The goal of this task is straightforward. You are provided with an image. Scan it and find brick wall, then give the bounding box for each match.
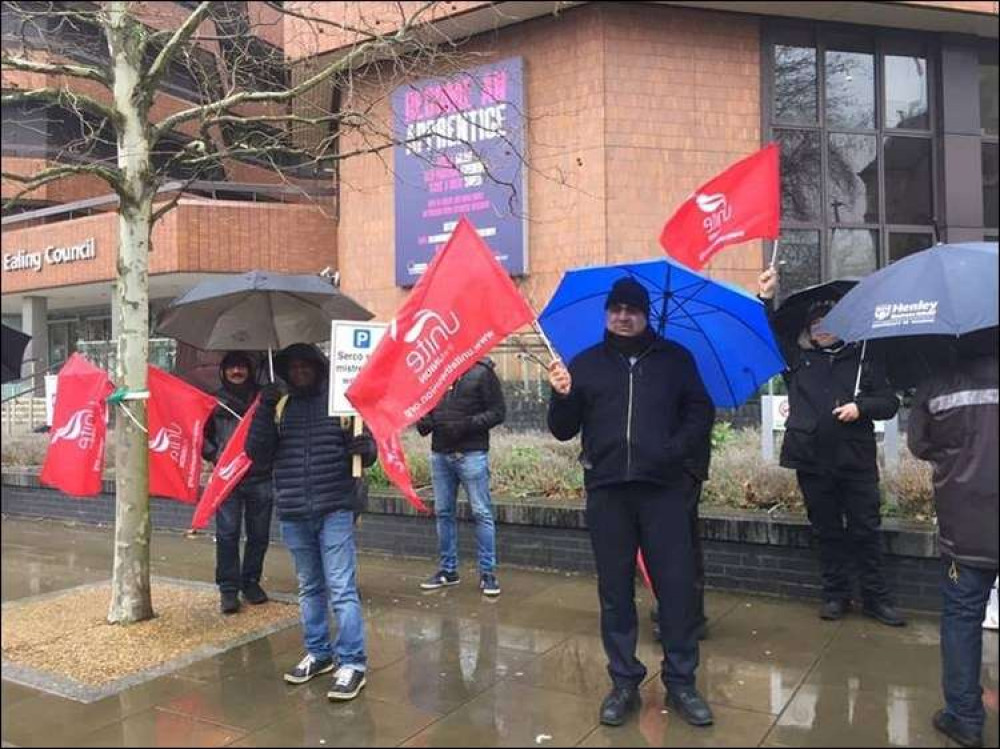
[1,199,338,293]
[1,478,943,611]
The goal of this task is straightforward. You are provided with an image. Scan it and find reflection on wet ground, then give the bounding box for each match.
[2,517,997,747]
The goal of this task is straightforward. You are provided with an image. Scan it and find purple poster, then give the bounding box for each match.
[393,57,526,287]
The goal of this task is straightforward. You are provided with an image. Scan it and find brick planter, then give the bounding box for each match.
[1,468,942,612]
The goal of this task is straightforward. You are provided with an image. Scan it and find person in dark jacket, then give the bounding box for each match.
[415,359,506,596]
[246,343,377,702]
[203,351,273,615]
[908,332,998,749]
[758,267,905,626]
[547,277,716,729]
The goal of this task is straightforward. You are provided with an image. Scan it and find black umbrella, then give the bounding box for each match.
[155,271,373,379]
[1,323,31,384]
[771,279,859,346]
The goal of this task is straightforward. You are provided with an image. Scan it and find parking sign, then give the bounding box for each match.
[329,321,388,416]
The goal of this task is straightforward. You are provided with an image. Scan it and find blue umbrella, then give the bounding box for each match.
[820,243,998,342]
[538,258,786,408]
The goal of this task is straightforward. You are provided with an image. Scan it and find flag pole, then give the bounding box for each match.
[769,239,781,269]
[531,319,559,364]
[351,416,363,478]
[268,347,275,383]
[853,339,868,398]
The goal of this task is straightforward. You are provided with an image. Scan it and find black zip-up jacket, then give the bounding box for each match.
[764,300,899,478]
[246,345,376,521]
[547,335,715,490]
[203,378,271,484]
[415,360,506,453]
[908,352,999,569]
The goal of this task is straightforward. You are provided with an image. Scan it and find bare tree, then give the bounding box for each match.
[1,0,538,624]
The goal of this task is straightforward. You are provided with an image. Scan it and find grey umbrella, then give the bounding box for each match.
[155,271,373,379]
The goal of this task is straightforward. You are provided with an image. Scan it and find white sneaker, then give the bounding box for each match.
[983,578,998,631]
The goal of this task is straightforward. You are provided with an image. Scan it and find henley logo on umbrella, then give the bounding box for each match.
[660,143,779,270]
[147,366,218,503]
[191,396,260,529]
[872,300,939,328]
[40,353,113,497]
[347,216,535,511]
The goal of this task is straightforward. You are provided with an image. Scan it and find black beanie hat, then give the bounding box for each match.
[606,278,650,317]
[220,351,255,377]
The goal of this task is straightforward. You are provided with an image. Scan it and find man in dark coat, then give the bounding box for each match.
[547,277,716,728]
[202,351,272,615]
[909,331,998,749]
[246,343,377,702]
[758,267,904,626]
[416,358,506,596]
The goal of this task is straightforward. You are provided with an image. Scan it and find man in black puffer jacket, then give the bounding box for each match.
[415,358,506,597]
[246,343,376,702]
[759,267,904,627]
[203,351,272,615]
[547,278,716,730]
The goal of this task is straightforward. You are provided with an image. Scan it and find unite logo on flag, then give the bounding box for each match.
[390,308,462,383]
[148,422,184,460]
[51,406,98,448]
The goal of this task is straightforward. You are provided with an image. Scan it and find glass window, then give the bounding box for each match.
[889,232,933,263]
[884,136,932,225]
[830,229,878,278]
[885,54,929,130]
[826,49,875,129]
[828,134,878,223]
[776,229,821,303]
[774,45,818,125]
[984,143,998,230]
[776,129,822,222]
[981,46,999,137]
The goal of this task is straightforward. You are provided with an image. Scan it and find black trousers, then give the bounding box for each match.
[796,471,889,604]
[215,479,274,594]
[587,479,700,690]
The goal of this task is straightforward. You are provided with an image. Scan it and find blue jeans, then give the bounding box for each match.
[940,558,997,735]
[430,451,497,575]
[281,511,366,671]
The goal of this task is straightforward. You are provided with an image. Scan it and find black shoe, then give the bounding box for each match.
[480,573,501,597]
[933,709,983,748]
[599,686,640,726]
[283,653,336,684]
[862,599,907,627]
[242,582,268,605]
[665,687,714,727]
[327,666,367,701]
[220,591,240,615]
[420,570,460,590]
[819,599,850,621]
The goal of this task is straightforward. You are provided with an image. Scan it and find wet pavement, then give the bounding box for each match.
[2,516,997,747]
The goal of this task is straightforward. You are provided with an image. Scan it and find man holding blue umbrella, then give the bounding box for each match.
[547,278,716,728]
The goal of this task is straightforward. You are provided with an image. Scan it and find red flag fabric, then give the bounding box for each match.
[190,396,260,529]
[40,353,113,497]
[659,143,779,270]
[147,366,218,503]
[347,217,535,512]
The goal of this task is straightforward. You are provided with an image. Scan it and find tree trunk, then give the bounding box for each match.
[107,1,154,625]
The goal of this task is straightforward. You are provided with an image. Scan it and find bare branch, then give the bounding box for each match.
[2,87,116,123]
[142,1,213,93]
[2,162,124,202]
[0,53,111,87]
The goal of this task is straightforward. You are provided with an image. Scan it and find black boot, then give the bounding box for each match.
[242,582,269,605]
[220,590,240,615]
[819,599,850,621]
[665,686,714,727]
[862,599,906,627]
[599,686,640,726]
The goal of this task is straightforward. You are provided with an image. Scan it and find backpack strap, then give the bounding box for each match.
[274,394,290,427]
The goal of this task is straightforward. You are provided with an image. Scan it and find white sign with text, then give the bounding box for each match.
[329,321,387,416]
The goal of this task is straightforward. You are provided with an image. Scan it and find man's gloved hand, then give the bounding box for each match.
[347,434,372,456]
[260,383,283,409]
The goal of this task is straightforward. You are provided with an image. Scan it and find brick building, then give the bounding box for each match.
[2,1,998,381]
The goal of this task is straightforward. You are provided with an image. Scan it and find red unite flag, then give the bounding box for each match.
[190,396,260,529]
[147,366,218,503]
[659,143,780,270]
[40,353,113,497]
[347,217,535,512]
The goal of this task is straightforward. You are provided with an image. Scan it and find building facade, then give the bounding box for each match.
[2,1,997,383]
